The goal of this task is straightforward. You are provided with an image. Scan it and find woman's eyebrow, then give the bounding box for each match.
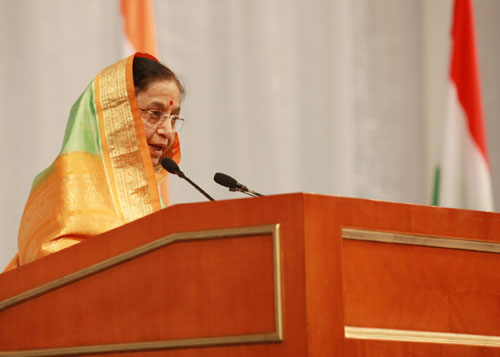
[147,101,167,109]
[146,100,180,114]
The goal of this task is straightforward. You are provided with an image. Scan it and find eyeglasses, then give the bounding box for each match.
[139,108,186,132]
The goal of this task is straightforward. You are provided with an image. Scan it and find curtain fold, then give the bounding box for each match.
[1,0,500,269]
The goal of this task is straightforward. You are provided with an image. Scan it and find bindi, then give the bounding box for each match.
[169,100,173,106]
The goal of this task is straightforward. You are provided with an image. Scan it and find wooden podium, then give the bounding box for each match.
[1,193,500,356]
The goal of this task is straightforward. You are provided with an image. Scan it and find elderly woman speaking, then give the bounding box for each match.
[4,53,184,270]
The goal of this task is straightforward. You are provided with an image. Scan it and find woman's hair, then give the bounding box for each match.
[133,57,185,97]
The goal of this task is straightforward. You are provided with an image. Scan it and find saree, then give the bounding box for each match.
[5,53,180,270]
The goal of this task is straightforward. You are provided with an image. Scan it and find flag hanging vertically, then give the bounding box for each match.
[121,0,173,206]
[121,0,157,56]
[433,0,494,211]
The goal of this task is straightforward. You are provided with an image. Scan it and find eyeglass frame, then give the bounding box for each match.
[139,108,186,132]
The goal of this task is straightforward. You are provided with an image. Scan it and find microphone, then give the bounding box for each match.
[213,172,264,197]
[161,158,215,201]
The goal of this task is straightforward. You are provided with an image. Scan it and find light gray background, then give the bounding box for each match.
[1,0,499,269]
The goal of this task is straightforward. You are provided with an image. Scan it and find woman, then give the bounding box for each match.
[4,53,183,270]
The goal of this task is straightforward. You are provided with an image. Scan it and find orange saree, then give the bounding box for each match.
[4,53,180,270]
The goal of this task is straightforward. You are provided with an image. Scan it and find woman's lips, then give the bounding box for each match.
[149,144,164,157]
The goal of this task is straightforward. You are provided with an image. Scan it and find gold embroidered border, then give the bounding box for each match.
[95,56,157,223]
[94,70,126,224]
[0,224,283,356]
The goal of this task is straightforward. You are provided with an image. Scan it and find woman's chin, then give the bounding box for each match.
[151,157,161,166]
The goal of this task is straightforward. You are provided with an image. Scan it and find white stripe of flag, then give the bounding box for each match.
[433,0,494,212]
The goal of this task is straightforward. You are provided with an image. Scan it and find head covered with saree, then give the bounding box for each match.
[7,53,182,269]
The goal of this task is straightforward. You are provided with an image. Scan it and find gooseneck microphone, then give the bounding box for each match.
[161,158,215,201]
[213,172,264,197]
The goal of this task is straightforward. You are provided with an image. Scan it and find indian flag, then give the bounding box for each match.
[121,0,173,205]
[433,0,494,212]
[121,0,157,56]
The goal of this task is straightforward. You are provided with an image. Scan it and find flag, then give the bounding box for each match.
[433,0,494,211]
[121,0,157,56]
[121,0,173,206]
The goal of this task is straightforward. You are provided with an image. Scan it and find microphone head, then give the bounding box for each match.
[161,158,181,175]
[214,172,238,189]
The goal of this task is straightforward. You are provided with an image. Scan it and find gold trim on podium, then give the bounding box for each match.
[342,228,500,253]
[343,228,500,348]
[0,224,283,357]
[345,326,500,347]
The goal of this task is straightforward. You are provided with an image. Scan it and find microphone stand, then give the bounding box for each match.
[177,172,215,201]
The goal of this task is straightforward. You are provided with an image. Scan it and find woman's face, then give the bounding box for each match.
[136,79,181,165]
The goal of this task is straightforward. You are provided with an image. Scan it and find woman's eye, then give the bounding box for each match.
[150,110,163,118]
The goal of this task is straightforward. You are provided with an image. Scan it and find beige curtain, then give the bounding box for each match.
[1,0,499,268]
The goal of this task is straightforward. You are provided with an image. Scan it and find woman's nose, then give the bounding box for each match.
[156,119,175,139]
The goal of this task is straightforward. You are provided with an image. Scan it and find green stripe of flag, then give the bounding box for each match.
[432,166,440,206]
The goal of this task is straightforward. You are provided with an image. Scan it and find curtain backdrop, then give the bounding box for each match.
[1,0,499,268]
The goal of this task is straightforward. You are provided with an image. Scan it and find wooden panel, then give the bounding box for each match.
[303,194,347,356]
[0,194,314,357]
[342,235,500,336]
[1,232,277,351]
[3,193,500,356]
